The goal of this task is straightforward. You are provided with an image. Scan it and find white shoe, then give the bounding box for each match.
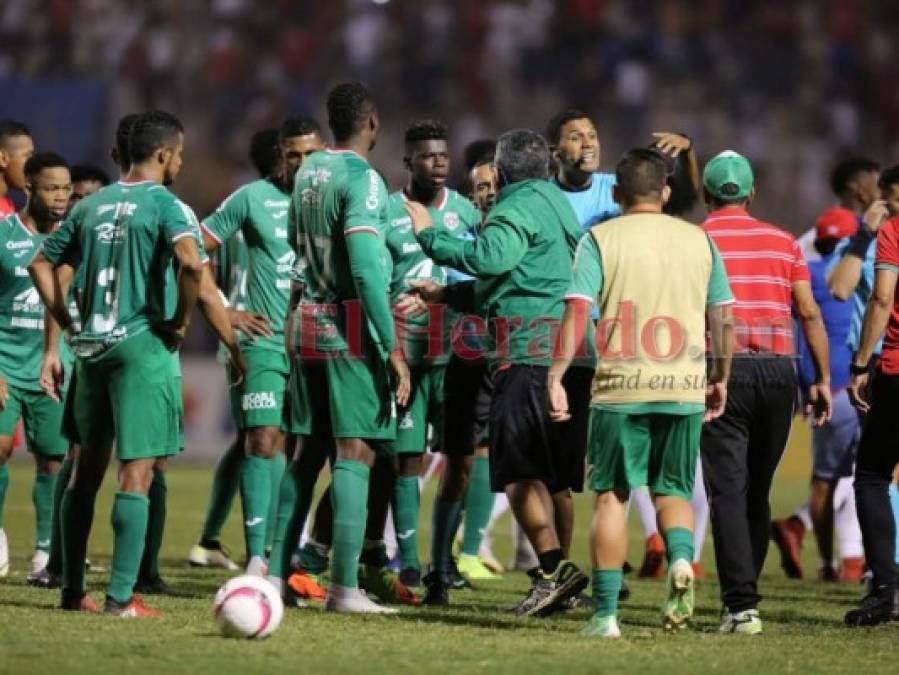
[663,559,695,632]
[0,529,8,577]
[30,549,49,576]
[719,609,763,635]
[188,544,240,571]
[580,614,621,638]
[246,555,268,577]
[325,584,399,614]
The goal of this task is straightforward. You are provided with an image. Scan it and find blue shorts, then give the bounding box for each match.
[812,389,860,481]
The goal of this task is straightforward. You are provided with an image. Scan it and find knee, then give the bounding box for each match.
[118,459,155,494]
[35,456,62,475]
[246,427,281,459]
[0,437,14,463]
[398,454,422,477]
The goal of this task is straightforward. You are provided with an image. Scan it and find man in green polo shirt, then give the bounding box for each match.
[548,148,735,638]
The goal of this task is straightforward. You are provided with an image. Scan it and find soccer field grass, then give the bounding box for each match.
[1,429,897,674]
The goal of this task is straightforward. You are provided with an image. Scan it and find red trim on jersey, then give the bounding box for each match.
[702,206,809,355]
[0,195,15,218]
[874,218,899,374]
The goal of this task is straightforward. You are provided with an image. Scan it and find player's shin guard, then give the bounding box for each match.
[270,459,319,579]
[330,460,370,588]
[431,495,463,579]
[462,456,494,556]
[265,452,287,552]
[392,476,420,570]
[139,469,166,581]
[47,457,74,576]
[240,455,273,558]
[200,439,243,545]
[61,488,95,597]
[0,463,9,528]
[32,472,58,552]
[109,492,150,603]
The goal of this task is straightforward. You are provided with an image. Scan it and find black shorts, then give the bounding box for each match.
[488,364,591,493]
[442,355,493,456]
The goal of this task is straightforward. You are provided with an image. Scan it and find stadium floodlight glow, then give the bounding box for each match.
[372,0,390,4]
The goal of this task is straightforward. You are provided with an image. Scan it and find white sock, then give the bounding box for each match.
[633,487,658,538]
[691,463,709,561]
[834,476,864,559]
[383,506,398,559]
[794,502,813,531]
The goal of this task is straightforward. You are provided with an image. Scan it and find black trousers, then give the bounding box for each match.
[854,371,899,590]
[701,355,796,612]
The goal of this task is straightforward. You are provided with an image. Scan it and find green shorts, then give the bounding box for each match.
[0,383,68,457]
[587,408,701,499]
[392,364,444,454]
[72,330,181,461]
[286,348,395,449]
[229,346,289,430]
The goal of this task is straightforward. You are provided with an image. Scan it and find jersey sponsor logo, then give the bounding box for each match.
[275,227,288,239]
[96,204,116,216]
[5,239,33,250]
[365,170,380,210]
[401,242,421,254]
[444,211,460,229]
[264,199,289,208]
[242,391,277,411]
[245,517,264,527]
[300,188,321,207]
[11,316,42,329]
[391,216,411,228]
[276,250,296,276]
[396,529,416,540]
[398,411,414,430]
[272,210,288,220]
[12,286,41,312]
[13,249,31,258]
[95,222,125,243]
[14,266,29,276]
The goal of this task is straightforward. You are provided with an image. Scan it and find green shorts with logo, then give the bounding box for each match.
[71,330,181,461]
[392,364,444,454]
[587,407,702,499]
[229,345,289,430]
[0,383,69,457]
[286,347,395,450]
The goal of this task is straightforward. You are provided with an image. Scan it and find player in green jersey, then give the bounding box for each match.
[283,82,410,614]
[0,153,72,580]
[199,116,324,576]
[30,111,237,617]
[383,120,481,588]
[190,128,280,572]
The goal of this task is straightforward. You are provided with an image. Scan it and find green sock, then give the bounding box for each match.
[663,527,694,565]
[32,471,57,552]
[240,454,273,558]
[462,456,494,556]
[200,439,243,544]
[330,460,370,588]
[60,488,95,597]
[109,492,150,603]
[139,469,166,581]
[392,475,420,570]
[47,457,73,575]
[297,539,330,575]
[592,568,623,618]
[0,463,9,527]
[431,495,463,578]
[265,452,287,552]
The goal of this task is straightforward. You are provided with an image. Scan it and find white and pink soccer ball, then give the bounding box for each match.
[213,575,283,639]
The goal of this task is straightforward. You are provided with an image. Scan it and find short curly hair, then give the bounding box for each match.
[326,82,376,143]
[404,119,448,147]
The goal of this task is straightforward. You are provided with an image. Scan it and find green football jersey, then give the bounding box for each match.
[41,180,201,358]
[0,215,68,390]
[385,188,481,364]
[215,230,249,310]
[202,179,293,351]
[288,148,395,353]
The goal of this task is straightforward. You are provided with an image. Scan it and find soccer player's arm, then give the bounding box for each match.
[548,233,602,421]
[200,188,248,254]
[29,214,78,333]
[418,211,529,277]
[163,200,205,337]
[705,239,735,385]
[791,240,832,424]
[40,262,75,402]
[827,222,873,301]
[855,221,899,370]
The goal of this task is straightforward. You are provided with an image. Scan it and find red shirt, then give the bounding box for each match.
[702,206,809,355]
[0,195,15,219]
[874,218,899,374]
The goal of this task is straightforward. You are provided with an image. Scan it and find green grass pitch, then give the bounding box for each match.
[1,439,897,674]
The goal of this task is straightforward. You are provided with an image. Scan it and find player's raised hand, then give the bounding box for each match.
[652,132,691,157]
[407,279,445,305]
[388,348,411,408]
[39,351,65,403]
[228,309,273,341]
[0,375,7,410]
[704,380,728,422]
[546,370,571,422]
[404,200,433,235]
[862,200,889,233]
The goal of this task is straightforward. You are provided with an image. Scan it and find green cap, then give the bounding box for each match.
[703,150,754,201]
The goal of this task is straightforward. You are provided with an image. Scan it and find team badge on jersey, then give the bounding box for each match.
[444,211,460,230]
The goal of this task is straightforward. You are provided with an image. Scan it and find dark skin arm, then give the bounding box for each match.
[40,263,75,402]
[847,268,896,413]
[197,264,247,385]
[793,280,833,425]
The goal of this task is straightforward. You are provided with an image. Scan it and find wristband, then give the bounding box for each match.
[850,362,870,376]
[845,226,874,259]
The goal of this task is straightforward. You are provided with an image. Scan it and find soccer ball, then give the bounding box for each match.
[213,575,284,639]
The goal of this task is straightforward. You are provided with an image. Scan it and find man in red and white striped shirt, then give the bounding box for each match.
[700,151,833,635]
